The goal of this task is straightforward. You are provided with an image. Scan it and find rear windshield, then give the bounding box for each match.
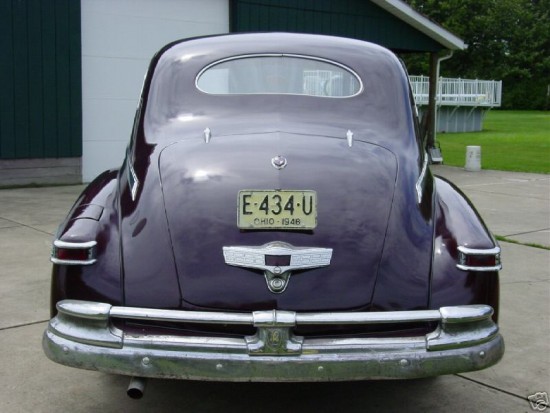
[196,55,362,98]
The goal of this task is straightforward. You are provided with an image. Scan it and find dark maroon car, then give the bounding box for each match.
[43,33,503,397]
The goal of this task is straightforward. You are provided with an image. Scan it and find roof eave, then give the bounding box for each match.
[371,0,467,51]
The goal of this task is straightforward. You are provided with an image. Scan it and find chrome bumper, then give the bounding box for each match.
[43,300,504,381]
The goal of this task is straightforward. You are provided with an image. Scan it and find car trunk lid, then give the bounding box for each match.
[158,132,397,311]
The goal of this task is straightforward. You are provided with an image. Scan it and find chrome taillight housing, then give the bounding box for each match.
[457,246,501,272]
[51,240,97,265]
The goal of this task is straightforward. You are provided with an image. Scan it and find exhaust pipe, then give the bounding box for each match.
[127,376,147,399]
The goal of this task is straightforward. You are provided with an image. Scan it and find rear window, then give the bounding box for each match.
[196,55,362,98]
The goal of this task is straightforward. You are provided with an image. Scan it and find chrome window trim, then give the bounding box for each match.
[51,240,97,266]
[195,53,364,98]
[457,245,502,272]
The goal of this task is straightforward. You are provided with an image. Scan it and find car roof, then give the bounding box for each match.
[143,33,416,152]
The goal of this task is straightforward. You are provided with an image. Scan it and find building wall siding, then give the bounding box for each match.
[230,0,442,52]
[0,0,82,160]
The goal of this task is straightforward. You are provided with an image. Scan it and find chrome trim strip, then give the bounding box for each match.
[109,306,254,325]
[415,154,429,203]
[195,53,364,98]
[439,305,493,323]
[457,245,502,272]
[297,310,441,324]
[53,240,97,249]
[57,300,494,327]
[456,264,502,272]
[58,301,112,319]
[51,240,97,266]
[109,305,491,326]
[50,257,97,266]
[458,246,501,255]
[127,160,139,201]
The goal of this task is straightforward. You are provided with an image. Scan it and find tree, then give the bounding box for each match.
[401,0,550,109]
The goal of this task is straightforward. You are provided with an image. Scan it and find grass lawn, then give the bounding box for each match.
[436,110,550,174]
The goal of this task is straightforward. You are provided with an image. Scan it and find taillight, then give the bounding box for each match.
[457,246,501,272]
[51,240,97,265]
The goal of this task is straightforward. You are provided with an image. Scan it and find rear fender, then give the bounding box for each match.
[50,170,122,316]
[430,177,500,321]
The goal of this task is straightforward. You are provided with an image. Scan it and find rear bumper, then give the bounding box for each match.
[43,300,504,381]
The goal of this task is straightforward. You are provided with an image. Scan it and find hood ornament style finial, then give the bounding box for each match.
[346,130,354,147]
[203,127,211,143]
[223,241,333,293]
[271,155,287,170]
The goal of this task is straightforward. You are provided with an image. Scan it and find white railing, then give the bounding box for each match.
[409,76,502,107]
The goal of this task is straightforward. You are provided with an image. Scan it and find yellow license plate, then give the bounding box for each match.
[238,190,317,230]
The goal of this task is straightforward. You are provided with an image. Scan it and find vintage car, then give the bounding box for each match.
[43,33,504,398]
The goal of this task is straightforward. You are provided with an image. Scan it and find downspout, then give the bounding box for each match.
[427,50,453,164]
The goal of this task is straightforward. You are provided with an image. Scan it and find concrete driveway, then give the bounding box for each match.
[0,165,548,412]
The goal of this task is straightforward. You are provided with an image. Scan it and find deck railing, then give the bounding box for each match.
[409,76,502,107]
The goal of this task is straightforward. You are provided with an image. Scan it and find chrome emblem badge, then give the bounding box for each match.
[271,155,287,170]
[223,241,333,293]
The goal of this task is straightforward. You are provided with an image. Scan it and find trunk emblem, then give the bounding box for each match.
[271,155,287,170]
[223,241,332,293]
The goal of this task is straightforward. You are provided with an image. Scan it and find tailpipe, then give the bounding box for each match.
[127,376,147,399]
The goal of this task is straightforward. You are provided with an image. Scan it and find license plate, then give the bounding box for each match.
[238,190,317,230]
